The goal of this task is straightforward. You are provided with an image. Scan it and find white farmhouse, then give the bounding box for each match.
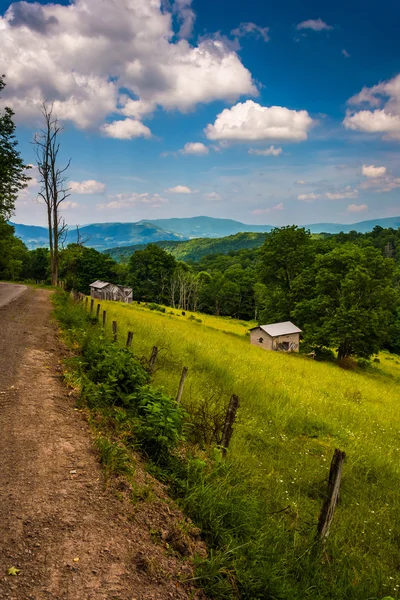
[250,321,302,352]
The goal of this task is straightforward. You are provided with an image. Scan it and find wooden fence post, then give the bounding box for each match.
[221,394,240,458]
[316,448,346,542]
[176,366,188,404]
[112,320,117,342]
[126,331,134,348]
[96,303,101,320]
[90,298,94,316]
[85,297,88,310]
[149,346,159,373]
[102,310,107,328]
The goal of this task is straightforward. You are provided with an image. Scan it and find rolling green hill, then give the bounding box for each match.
[105,231,268,262]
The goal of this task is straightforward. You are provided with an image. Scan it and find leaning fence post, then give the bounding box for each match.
[102,310,107,328]
[149,346,159,373]
[221,394,240,458]
[96,303,101,320]
[90,298,94,316]
[316,448,346,543]
[85,297,88,310]
[126,331,134,348]
[176,366,188,404]
[112,320,117,342]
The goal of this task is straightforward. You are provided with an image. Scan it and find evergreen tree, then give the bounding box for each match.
[0,75,29,219]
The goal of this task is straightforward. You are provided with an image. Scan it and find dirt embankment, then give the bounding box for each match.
[0,287,205,600]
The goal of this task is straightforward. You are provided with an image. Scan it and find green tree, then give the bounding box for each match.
[293,244,399,359]
[258,226,315,322]
[27,247,51,282]
[0,76,29,219]
[59,244,119,293]
[128,244,177,303]
[0,219,29,280]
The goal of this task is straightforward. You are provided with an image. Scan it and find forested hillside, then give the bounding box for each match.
[106,231,267,262]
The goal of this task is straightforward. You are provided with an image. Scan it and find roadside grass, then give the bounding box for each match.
[83,297,400,600]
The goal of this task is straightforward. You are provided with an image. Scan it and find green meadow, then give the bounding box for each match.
[88,298,400,599]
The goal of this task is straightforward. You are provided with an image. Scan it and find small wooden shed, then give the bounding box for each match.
[90,280,133,303]
[250,321,302,352]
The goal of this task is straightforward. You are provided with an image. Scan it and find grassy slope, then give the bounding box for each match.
[93,299,400,599]
[106,231,267,262]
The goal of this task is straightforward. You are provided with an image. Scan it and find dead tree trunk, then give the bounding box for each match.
[221,394,240,458]
[34,102,71,286]
[176,366,188,404]
[316,449,346,542]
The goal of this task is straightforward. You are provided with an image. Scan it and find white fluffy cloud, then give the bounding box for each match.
[248,145,282,156]
[62,201,79,210]
[69,180,106,194]
[360,163,400,192]
[0,0,256,132]
[298,193,321,202]
[165,185,195,193]
[296,18,333,31]
[101,119,152,140]
[205,101,314,142]
[173,0,196,39]
[203,192,221,200]
[361,164,387,178]
[231,22,270,42]
[347,203,368,213]
[181,142,209,155]
[343,74,400,140]
[99,192,167,209]
[252,202,284,215]
[325,189,359,200]
[298,187,359,202]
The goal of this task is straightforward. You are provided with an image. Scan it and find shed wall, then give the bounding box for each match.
[250,328,273,350]
[250,329,300,352]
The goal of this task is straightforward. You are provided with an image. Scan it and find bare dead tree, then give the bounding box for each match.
[75,224,91,246]
[34,102,71,285]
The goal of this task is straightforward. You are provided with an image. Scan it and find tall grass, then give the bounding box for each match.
[84,298,400,599]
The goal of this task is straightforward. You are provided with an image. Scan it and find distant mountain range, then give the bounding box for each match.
[10,221,185,250]
[9,215,400,250]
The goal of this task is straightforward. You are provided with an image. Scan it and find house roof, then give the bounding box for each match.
[250,321,302,337]
[90,280,110,289]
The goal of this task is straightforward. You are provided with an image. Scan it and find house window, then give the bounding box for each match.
[282,341,290,350]
[259,337,264,343]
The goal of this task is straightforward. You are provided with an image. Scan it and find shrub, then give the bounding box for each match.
[313,346,336,362]
[133,385,185,461]
[148,302,166,313]
[357,357,371,370]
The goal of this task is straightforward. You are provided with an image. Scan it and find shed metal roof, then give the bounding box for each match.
[90,280,110,289]
[250,321,302,337]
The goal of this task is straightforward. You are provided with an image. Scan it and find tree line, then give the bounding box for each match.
[2,225,398,360]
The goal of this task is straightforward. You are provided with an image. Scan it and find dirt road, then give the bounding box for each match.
[0,287,204,600]
[0,282,27,308]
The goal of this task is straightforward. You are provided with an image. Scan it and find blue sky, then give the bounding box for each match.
[1,0,399,226]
